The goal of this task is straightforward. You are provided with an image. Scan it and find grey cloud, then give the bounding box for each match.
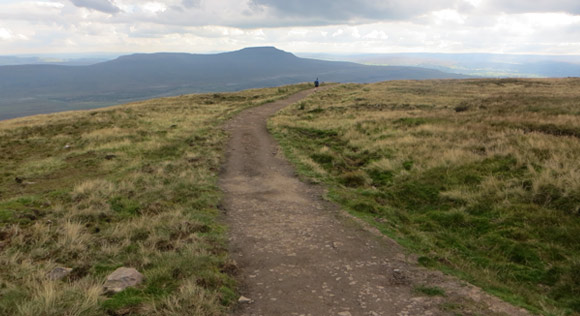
[486,0,580,15]
[249,0,463,24]
[70,0,120,14]
[106,0,469,30]
[182,0,202,9]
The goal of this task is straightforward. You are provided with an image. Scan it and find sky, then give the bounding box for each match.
[1,0,580,56]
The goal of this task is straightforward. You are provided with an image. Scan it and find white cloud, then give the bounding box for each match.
[288,29,309,37]
[0,26,28,41]
[0,0,579,55]
[0,1,66,21]
[34,1,65,9]
[0,28,14,40]
[431,9,466,25]
[142,2,168,14]
[363,30,389,40]
[464,0,482,6]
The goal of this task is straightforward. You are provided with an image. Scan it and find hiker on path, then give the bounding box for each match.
[314,78,319,88]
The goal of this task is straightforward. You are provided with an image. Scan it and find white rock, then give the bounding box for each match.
[238,296,253,304]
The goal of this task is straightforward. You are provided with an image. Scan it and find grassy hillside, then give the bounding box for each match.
[270,79,580,315]
[0,84,310,315]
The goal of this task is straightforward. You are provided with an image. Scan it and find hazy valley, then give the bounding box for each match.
[302,52,580,78]
[0,47,466,121]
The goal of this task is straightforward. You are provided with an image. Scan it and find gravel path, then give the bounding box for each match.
[219,88,531,316]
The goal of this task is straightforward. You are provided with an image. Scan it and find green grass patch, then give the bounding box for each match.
[413,285,446,296]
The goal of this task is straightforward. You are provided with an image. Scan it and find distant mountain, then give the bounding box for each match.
[0,47,466,120]
[300,52,580,78]
[0,55,112,66]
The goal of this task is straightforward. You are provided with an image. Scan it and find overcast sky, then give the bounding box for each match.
[1,0,580,55]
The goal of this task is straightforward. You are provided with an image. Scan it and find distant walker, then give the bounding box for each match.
[314,78,319,88]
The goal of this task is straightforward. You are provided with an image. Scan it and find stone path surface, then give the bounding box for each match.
[219,89,530,316]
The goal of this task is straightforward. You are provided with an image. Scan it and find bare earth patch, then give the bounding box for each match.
[220,89,531,316]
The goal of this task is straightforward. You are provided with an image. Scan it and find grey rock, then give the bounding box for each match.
[47,267,72,280]
[391,268,409,285]
[103,267,144,293]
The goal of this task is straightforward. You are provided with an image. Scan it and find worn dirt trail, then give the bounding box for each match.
[219,89,530,316]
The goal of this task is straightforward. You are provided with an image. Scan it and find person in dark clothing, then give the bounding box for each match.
[314,78,319,88]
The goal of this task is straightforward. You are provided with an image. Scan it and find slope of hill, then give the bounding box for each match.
[2,79,578,315]
[0,47,467,120]
[270,78,580,315]
[0,83,311,315]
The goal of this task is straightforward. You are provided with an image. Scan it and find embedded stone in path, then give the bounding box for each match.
[103,267,144,293]
[238,296,253,304]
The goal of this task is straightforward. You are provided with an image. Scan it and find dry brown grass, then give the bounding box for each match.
[271,78,580,315]
[0,83,311,315]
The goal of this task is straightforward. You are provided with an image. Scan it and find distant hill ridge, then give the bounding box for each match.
[0,46,467,120]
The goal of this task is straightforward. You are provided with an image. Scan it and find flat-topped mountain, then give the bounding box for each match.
[0,47,467,120]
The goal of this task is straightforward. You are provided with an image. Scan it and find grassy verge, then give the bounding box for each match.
[0,83,311,315]
[269,79,580,315]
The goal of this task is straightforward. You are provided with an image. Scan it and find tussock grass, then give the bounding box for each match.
[270,79,580,315]
[0,83,310,315]
[413,285,446,297]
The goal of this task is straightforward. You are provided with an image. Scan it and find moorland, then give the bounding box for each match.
[270,78,580,315]
[0,84,310,315]
[0,78,578,315]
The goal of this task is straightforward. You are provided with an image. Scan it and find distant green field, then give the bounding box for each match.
[0,84,310,315]
[270,79,580,315]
